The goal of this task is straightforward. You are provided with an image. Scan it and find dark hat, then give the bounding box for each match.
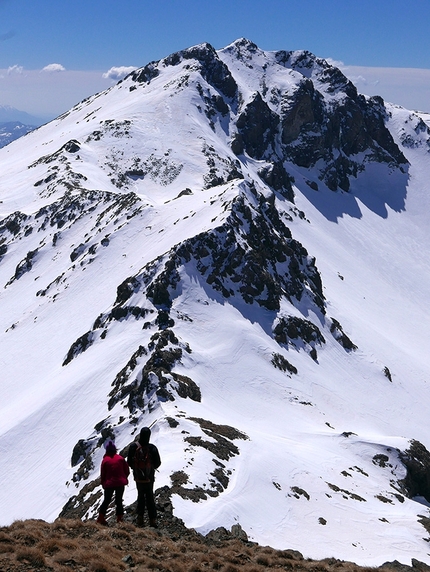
[105,440,117,454]
[139,427,151,445]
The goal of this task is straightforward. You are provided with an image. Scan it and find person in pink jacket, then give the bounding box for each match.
[97,440,130,525]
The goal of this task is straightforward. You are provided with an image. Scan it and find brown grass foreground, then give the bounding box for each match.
[0,517,424,572]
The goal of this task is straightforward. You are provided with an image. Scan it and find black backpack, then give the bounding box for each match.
[133,444,153,483]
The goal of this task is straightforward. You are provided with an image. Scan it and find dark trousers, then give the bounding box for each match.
[136,481,156,519]
[99,486,125,516]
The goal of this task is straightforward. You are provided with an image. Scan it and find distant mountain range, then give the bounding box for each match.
[0,106,45,148]
[0,121,37,148]
[1,39,430,567]
[0,104,44,125]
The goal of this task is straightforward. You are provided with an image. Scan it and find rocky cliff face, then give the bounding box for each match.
[224,40,407,192]
[127,39,408,196]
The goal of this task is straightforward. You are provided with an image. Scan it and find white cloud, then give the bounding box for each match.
[345,74,380,88]
[341,66,430,112]
[0,69,108,119]
[102,66,136,81]
[350,75,369,84]
[41,63,66,73]
[7,65,23,75]
[325,57,345,68]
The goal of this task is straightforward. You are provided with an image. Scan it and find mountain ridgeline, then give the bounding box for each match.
[1,38,430,565]
[59,41,388,483]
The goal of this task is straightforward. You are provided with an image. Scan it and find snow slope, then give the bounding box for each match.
[1,39,430,566]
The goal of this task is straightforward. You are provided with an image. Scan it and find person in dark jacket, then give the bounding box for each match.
[97,440,130,525]
[127,426,161,527]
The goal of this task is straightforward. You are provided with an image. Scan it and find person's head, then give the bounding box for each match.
[105,440,117,456]
[139,427,151,445]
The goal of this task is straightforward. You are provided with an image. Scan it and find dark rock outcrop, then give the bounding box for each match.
[235,92,280,159]
[399,440,430,503]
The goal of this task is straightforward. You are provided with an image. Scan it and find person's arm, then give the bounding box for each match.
[127,442,137,468]
[123,456,130,477]
[151,445,161,470]
[100,458,106,487]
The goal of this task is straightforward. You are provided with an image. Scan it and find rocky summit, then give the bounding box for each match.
[1,39,430,567]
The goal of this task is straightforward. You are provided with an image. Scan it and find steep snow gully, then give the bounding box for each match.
[1,38,430,566]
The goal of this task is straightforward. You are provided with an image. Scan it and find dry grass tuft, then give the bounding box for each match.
[16,546,46,567]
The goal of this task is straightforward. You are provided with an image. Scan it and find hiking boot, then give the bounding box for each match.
[116,514,124,523]
[136,514,144,526]
[96,513,107,526]
[149,518,157,528]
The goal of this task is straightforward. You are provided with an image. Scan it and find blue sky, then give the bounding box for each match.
[1,0,430,119]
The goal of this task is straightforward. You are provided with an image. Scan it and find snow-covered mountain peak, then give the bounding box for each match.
[1,39,430,567]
